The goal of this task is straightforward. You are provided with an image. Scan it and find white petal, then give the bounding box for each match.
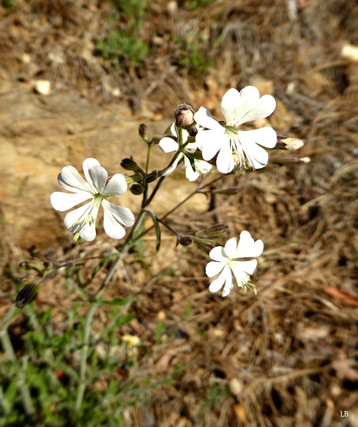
[206,260,226,277]
[237,94,276,125]
[79,220,98,241]
[159,137,179,153]
[103,174,127,196]
[86,165,108,194]
[221,86,253,126]
[103,209,126,240]
[58,166,92,193]
[194,160,212,174]
[221,266,234,296]
[102,200,135,227]
[236,231,264,258]
[216,140,235,174]
[184,156,200,181]
[82,158,101,182]
[197,130,226,161]
[208,270,226,294]
[232,259,257,277]
[224,237,238,258]
[239,127,277,148]
[209,246,226,262]
[194,107,223,131]
[63,201,99,241]
[221,87,259,125]
[50,191,91,212]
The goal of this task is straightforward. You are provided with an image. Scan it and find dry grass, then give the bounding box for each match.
[0,0,357,425]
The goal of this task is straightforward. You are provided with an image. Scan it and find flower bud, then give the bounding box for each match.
[138,123,149,142]
[15,284,38,308]
[177,234,194,247]
[276,136,304,151]
[195,224,228,238]
[187,127,198,137]
[130,183,144,195]
[192,237,219,254]
[271,155,311,165]
[174,104,195,127]
[120,158,141,172]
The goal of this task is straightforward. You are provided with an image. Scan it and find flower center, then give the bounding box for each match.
[224,125,239,140]
[93,193,105,206]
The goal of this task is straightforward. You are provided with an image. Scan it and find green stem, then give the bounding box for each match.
[157,218,178,236]
[75,303,98,412]
[145,150,182,207]
[145,143,152,174]
[98,210,147,292]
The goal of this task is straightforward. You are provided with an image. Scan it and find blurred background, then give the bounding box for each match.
[0,0,357,425]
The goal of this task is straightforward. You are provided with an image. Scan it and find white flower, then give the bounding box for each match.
[194,86,277,174]
[50,158,135,241]
[159,124,212,181]
[206,231,264,297]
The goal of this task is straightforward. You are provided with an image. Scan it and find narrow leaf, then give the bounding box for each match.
[144,208,161,252]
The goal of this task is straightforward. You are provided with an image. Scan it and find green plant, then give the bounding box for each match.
[174,32,216,76]
[0,298,174,425]
[96,0,149,69]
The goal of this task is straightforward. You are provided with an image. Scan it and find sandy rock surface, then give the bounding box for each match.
[0,70,206,249]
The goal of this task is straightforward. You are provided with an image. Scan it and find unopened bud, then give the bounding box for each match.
[276,136,304,151]
[192,237,219,254]
[138,123,149,142]
[271,155,311,165]
[177,234,194,247]
[174,104,195,127]
[195,224,228,238]
[120,158,141,172]
[130,183,144,195]
[15,284,38,308]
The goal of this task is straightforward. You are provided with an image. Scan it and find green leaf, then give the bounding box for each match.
[100,297,132,306]
[144,208,161,252]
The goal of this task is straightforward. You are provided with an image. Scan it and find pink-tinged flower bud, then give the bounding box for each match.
[174,104,195,127]
[276,136,304,151]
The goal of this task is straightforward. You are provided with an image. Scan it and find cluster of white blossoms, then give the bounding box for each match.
[51,86,275,296]
[159,123,212,181]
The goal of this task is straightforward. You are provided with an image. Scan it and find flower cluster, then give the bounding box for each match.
[49,86,299,297]
[159,86,277,178]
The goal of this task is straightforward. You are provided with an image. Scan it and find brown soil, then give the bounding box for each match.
[0,0,357,426]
